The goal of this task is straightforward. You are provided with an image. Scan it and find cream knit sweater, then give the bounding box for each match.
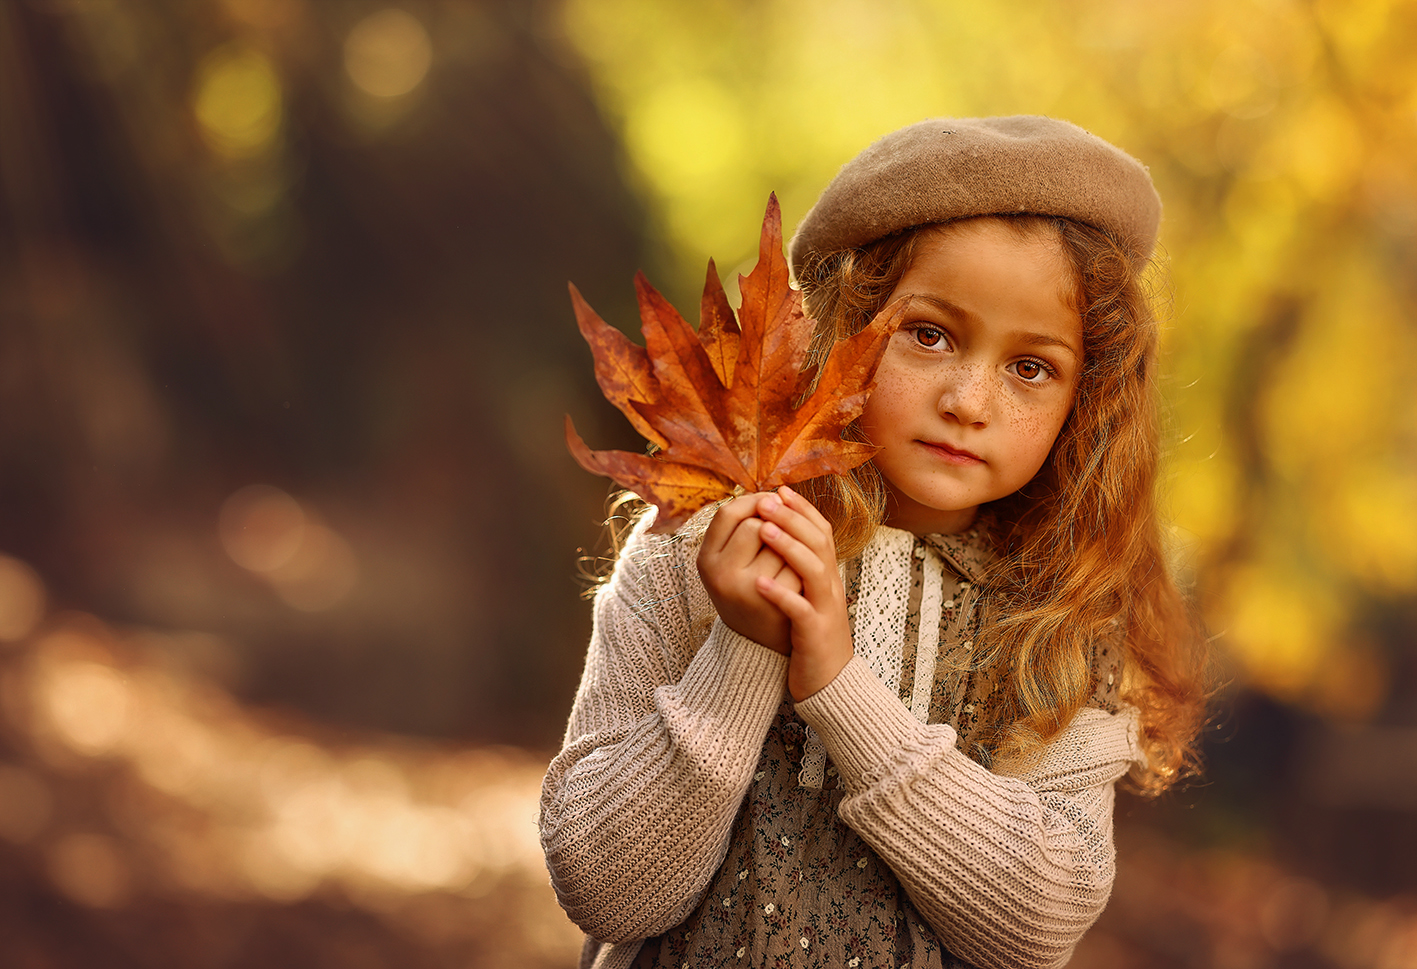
[540,511,1144,969]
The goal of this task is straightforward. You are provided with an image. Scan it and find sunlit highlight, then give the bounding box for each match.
[37,656,132,756]
[10,618,556,914]
[624,78,745,185]
[344,9,433,99]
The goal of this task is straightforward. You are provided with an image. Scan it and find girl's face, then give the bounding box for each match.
[860,219,1083,535]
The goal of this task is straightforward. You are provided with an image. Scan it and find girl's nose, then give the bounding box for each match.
[937,365,991,426]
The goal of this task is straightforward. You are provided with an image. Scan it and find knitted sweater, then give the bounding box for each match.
[540,510,1144,969]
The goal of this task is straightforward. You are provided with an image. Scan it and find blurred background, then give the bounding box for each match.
[0,0,1414,965]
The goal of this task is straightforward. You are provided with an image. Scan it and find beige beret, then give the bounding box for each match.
[789,116,1161,273]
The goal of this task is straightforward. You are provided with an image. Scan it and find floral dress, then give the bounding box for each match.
[627,524,1125,968]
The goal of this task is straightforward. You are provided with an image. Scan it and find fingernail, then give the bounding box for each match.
[762,522,779,538]
[761,495,779,511]
[780,485,796,498]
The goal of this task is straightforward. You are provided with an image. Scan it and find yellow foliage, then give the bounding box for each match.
[1166,451,1241,551]
[1217,565,1339,700]
[1329,472,1417,593]
[1283,97,1366,200]
[561,0,1417,715]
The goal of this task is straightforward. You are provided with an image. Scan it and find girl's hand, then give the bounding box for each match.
[697,494,803,655]
[753,486,854,702]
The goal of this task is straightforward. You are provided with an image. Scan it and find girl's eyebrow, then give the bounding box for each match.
[904,294,1081,362]
[1014,331,1081,362]
[906,294,968,318]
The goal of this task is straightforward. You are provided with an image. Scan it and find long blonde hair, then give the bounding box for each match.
[794,215,1208,794]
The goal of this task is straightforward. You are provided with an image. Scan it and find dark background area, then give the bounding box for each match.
[1,0,644,747]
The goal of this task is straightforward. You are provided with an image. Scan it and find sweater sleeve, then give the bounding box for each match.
[794,656,1143,969]
[539,513,790,945]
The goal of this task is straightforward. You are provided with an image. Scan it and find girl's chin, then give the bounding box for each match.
[882,499,980,536]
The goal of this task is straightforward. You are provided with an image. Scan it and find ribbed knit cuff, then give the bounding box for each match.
[794,656,936,788]
[670,619,789,727]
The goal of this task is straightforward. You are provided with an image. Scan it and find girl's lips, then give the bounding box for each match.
[919,440,985,464]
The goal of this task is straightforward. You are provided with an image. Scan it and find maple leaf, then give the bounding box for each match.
[565,194,901,532]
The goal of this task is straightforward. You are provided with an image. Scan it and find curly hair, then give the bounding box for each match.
[793,215,1208,794]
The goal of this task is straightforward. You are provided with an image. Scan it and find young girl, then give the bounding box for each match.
[541,116,1207,969]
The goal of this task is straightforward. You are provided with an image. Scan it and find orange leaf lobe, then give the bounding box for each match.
[566,194,894,531]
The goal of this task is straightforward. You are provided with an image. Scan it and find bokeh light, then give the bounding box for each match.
[47,832,132,909]
[192,44,283,159]
[344,9,434,100]
[0,555,45,643]
[219,485,306,574]
[0,607,578,956]
[36,654,132,756]
[219,486,359,611]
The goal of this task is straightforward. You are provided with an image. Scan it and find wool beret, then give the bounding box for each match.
[789,116,1161,273]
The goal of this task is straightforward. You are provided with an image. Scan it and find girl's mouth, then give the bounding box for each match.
[919,440,985,464]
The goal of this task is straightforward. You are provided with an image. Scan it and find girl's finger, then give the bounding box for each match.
[759,520,834,595]
[770,560,803,596]
[701,493,764,558]
[746,544,790,583]
[757,493,832,560]
[778,485,834,539]
[720,515,772,569]
[755,574,814,623]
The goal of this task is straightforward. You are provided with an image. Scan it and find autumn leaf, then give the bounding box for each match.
[565,193,901,532]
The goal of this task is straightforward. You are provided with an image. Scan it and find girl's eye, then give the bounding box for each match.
[912,326,946,349]
[1010,359,1055,383]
